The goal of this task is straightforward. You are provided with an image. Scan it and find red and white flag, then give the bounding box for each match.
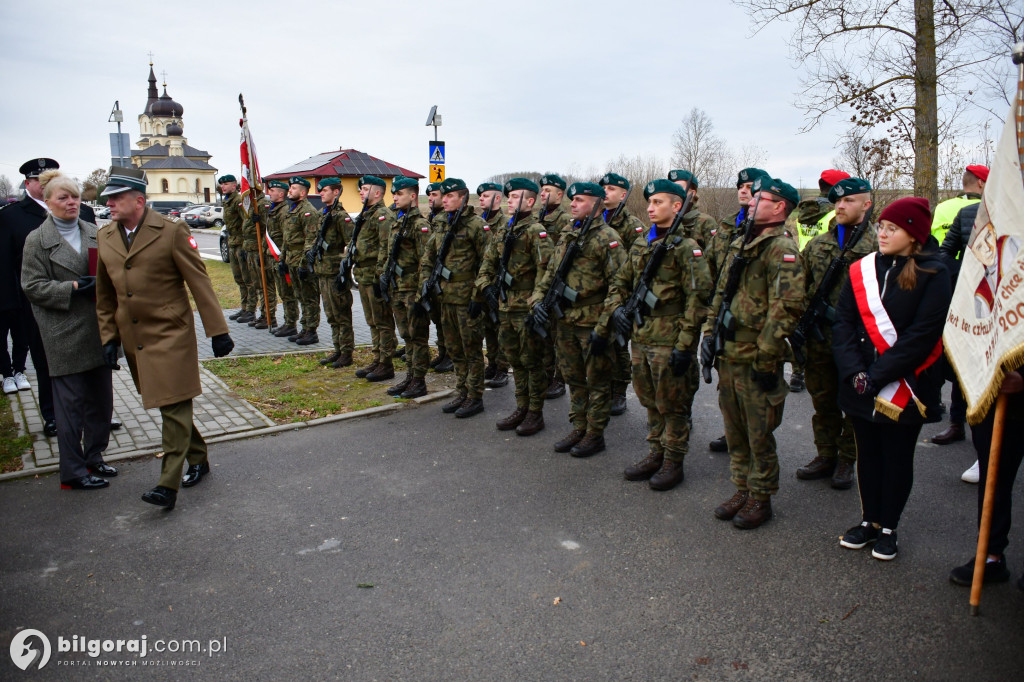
[265,232,282,262]
[239,108,262,216]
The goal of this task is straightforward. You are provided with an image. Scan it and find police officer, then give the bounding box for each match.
[419,178,488,417]
[475,178,554,436]
[424,182,451,372]
[598,179,712,490]
[537,174,571,400]
[220,175,256,323]
[311,178,354,367]
[794,177,876,491]
[241,186,277,329]
[281,177,319,345]
[530,182,626,457]
[476,182,510,388]
[932,165,986,244]
[263,180,298,337]
[702,177,804,529]
[667,169,716,249]
[353,175,397,381]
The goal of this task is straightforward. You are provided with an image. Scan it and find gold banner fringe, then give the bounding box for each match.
[948,343,1024,426]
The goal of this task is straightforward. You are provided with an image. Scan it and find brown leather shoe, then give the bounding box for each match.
[366,360,395,382]
[320,351,341,366]
[400,377,427,399]
[442,393,467,414]
[454,398,484,418]
[649,459,684,491]
[932,423,966,445]
[714,490,749,520]
[709,435,728,452]
[484,364,497,381]
[295,330,320,345]
[554,428,585,453]
[733,496,773,529]
[387,372,413,396]
[273,324,298,338]
[544,374,566,399]
[570,433,605,458]
[796,455,836,480]
[355,361,379,378]
[609,393,627,416]
[496,406,528,431]
[331,353,354,368]
[624,452,664,481]
[515,410,545,436]
[484,369,509,388]
[831,461,855,490]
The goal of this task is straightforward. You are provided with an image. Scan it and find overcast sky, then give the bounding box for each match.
[0,0,1010,191]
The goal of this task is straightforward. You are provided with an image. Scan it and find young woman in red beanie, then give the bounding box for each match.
[831,197,952,560]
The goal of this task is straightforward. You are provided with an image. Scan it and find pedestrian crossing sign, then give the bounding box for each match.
[430,165,445,182]
[429,142,445,164]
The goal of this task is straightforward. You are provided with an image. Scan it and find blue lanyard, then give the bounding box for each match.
[735,208,746,228]
[836,224,846,248]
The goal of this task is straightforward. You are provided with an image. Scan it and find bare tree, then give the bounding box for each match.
[81,168,108,202]
[0,174,12,199]
[671,108,732,189]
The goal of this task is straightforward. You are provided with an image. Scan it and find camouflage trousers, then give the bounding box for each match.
[542,321,559,378]
[718,357,788,499]
[484,314,509,372]
[358,283,396,362]
[632,342,698,462]
[430,304,446,356]
[805,348,856,463]
[392,291,430,377]
[232,246,257,313]
[498,309,547,411]
[318,275,353,354]
[294,271,320,332]
[274,265,299,327]
[555,322,614,435]
[442,302,484,399]
[246,249,277,322]
[612,341,631,396]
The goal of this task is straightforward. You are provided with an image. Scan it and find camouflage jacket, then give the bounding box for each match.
[241,192,268,251]
[531,217,626,327]
[265,201,287,256]
[597,229,712,350]
[605,206,646,250]
[678,208,717,251]
[313,202,353,276]
[709,207,746,290]
[384,208,431,292]
[428,209,446,234]
[281,198,318,268]
[703,224,805,369]
[351,201,394,285]
[223,191,244,246]
[538,204,571,243]
[480,208,506,249]
[418,206,487,305]
[475,212,554,312]
[800,221,877,351]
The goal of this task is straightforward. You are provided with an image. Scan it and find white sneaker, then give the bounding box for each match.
[13,371,30,391]
[962,460,980,484]
[2,377,16,394]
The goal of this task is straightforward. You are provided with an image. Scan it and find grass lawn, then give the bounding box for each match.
[0,395,30,473]
[204,349,456,424]
[193,260,241,311]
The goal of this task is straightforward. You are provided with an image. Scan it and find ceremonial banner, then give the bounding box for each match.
[944,75,1024,425]
[239,111,262,216]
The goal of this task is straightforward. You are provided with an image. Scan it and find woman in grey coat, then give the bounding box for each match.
[21,171,116,490]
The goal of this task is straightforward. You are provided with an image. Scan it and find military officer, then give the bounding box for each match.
[530,182,626,457]
[95,167,234,510]
[310,178,354,367]
[281,177,320,345]
[475,178,554,436]
[537,174,571,400]
[241,186,277,329]
[264,180,298,337]
[382,176,431,398]
[666,170,716,249]
[424,182,451,372]
[477,182,510,388]
[419,178,488,417]
[220,175,256,323]
[597,179,712,490]
[793,177,877,491]
[701,176,804,529]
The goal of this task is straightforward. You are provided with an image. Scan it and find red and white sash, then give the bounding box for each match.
[849,252,943,420]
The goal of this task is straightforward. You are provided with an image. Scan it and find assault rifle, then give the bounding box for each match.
[308,197,338,269]
[336,193,370,290]
[789,206,874,365]
[379,209,414,305]
[612,189,696,346]
[419,194,468,312]
[605,188,630,227]
[487,192,530,324]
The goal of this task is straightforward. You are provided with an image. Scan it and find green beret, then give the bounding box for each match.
[667,169,698,189]
[476,182,502,195]
[643,178,687,201]
[218,175,236,184]
[439,178,467,194]
[317,177,341,191]
[759,177,800,207]
[267,180,289,191]
[503,177,540,196]
[288,176,311,189]
[566,182,605,200]
[599,172,629,190]
[539,174,567,190]
[392,176,419,193]
[827,177,872,203]
[737,167,769,188]
[359,175,386,188]
[425,182,441,193]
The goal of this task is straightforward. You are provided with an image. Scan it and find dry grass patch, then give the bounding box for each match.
[0,395,30,473]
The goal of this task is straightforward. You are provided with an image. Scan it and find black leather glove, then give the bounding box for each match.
[588,330,609,354]
[103,341,121,371]
[278,261,288,276]
[530,302,549,327]
[379,273,390,296]
[211,333,234,358]
[669,349,693,377]
[851,371,878,396]
[468,301,483,319]
[699,335,715,369]
[372,281,383,298]
[483,285,499,311]
[239,250,248,264]
[333,273,345,293]
[611,306,631,339]
[752,367,779,392]
[305,250,316,270]
[72,276,96,296]
[411,301,427,317]
[296,266,311,281]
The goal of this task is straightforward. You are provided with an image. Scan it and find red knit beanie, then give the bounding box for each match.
[879,197,931,244]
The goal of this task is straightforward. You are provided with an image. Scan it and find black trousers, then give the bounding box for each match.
[52,366,112,482]
[0,309,29,377]
[852,416,923,529]
[971,411,1024,557]
[25,313,54,422]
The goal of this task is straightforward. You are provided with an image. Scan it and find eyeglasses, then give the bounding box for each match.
[876,224,903,236]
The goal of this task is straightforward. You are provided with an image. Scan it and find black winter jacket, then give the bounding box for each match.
[938,197,981,285]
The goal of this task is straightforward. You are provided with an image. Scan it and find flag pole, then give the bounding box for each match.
[239,94,272,328]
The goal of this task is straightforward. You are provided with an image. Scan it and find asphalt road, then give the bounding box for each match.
[2,381,1022,679]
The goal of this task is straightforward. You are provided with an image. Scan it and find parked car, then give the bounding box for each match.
[219,226,230,263]
[148,200,191,216]
[93,205,111,219]
[202,206,224,227]
[182,205,209,228]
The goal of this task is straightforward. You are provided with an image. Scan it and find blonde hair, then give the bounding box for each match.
[39,170,80,200]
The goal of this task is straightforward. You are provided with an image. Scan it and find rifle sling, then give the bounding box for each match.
[648,301,684,317]
[573,289,609,307]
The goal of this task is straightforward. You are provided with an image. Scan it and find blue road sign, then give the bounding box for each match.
[429,142,445,165]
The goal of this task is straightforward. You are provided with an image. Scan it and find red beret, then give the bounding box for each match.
[819,169,851,187]
[966,164,990,182]
[879,197,932,244]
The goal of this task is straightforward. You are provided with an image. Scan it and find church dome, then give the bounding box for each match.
[166,122,183,136]
[150,86,184,117]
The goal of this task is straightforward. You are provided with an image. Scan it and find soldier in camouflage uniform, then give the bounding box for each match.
[419,178,488,418]
[354,175,397,382]
[599,173,645,417]
[667,170,717,249]
[281,177,320,345]
[476,182,511,388]
[241,187,277,329]
[597,180,712,490]
[424,182,451,372]
[475,178,554,436]
[530,182,626,458]
[313,178,355,367]
[263,180,298,338]
[221,175,256,323]
[537,174,571,400]
[794,177,876,491]
[701,177,805,530]
[381,176,431,397]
